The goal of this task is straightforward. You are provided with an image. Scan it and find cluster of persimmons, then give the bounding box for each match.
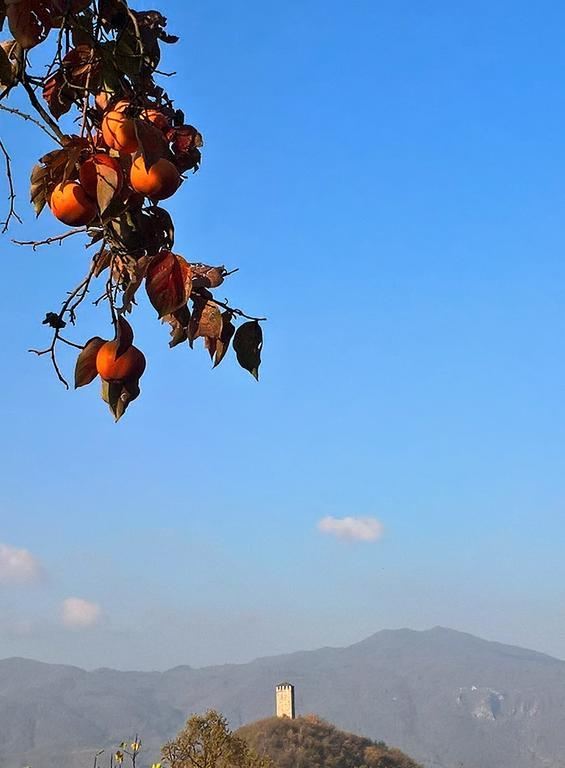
[1,0,263,420]
[50,100,181,227]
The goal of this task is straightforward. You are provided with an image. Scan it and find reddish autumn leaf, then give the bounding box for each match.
[145,250,192,318]
[167,124,203,152]
[168,125,203,173]
[134,118,166,169]
[42,72,73,118]
[6,0,52,49]
[74,336,106,388]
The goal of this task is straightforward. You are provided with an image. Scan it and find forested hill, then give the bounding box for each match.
[237,716,422,768]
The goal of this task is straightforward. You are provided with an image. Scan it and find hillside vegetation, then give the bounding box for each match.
[237,716,422,768]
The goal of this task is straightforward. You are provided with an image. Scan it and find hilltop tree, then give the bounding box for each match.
[0,0,264,420]
[162,710,271,768]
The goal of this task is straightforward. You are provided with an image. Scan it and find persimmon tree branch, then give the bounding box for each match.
[0,139,22,233]
[28,255,101,388]
[21,73,65,143]
[0,104,59,141]
[203,293,267,322]
[13,227,87,249]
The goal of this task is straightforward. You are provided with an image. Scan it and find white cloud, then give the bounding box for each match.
[317,516,384,542]
[0,542,42,585]
[61,597,102,629]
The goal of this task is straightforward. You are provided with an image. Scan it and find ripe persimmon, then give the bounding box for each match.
[96,341,146,383]
[113,100,169,128]
[101,109,138,154]
[142,108,170,131]
[49,182,97,226]
[79,154,123,200]
[130,156,181,200]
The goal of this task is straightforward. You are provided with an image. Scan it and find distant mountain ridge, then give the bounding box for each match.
[1,627,565,768]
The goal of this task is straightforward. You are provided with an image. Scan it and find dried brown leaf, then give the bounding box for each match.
[114,315,134,357]
[188,298,223,348]
[101,377,139,422]
[162,304,190,348]
[74,336,105,389]
[213,311,235,368]
[191,264,227,290]
[95,161,120,214]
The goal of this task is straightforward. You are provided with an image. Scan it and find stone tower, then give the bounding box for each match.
[275,682,295,719]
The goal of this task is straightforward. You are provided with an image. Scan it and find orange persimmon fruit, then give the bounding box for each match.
[101,109,138,154]
[96,341,146,384]
[129,156,181,200]
[49,182,97,226]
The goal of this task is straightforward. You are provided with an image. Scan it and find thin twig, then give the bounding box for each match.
[21,73,65,143]
[197,291,267,322]
[29,261,98,388]
[13,228,86,249]
[0,139,22,234]
[59,336,85,350]
[0,104,59,142]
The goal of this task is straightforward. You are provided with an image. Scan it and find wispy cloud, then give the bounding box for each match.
[317,516,384,542]
[0,542,42,585]
[61,597,102,629]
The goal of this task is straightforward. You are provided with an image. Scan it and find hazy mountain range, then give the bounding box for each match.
[1,627,565,768]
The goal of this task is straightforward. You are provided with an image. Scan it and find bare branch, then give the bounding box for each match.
[0,104,59,142]
[0,139,22,234]
[197,292,267,322]
[13,228,87,249]
[21,73,65,143]
[29,259,100,388]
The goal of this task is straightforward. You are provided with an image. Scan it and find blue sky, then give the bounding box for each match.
[1,0,565,669]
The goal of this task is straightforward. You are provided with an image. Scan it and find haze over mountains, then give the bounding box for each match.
[1,627,565,768]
